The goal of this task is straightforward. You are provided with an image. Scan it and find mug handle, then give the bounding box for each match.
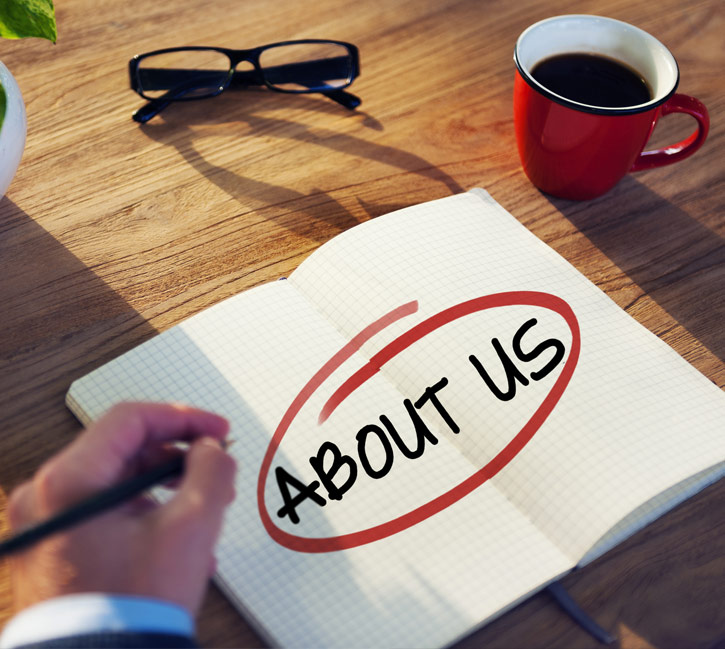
[631,94,709,171]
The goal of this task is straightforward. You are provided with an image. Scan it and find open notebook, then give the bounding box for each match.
[67,189,725,648]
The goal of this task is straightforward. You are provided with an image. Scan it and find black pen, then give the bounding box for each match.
[0,455,184,558]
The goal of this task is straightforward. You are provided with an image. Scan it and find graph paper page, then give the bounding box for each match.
[67,189,725,645]
[289,189,725,565]
[67,278,572,649]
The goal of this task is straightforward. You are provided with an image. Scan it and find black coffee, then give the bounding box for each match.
[531,53,652,108]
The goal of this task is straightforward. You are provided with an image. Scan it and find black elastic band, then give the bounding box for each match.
[546,581,617,645]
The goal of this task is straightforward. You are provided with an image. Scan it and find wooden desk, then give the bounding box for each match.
[1,0,723,646]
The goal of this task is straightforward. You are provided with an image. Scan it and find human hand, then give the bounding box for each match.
[6,402,237,616]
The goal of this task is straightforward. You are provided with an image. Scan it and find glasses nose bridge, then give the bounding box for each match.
[227,48,256,71]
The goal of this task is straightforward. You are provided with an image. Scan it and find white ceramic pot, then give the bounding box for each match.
[0,61,27,198]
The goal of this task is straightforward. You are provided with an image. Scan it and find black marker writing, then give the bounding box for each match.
[275,317,566,524]
[469,318,565,401]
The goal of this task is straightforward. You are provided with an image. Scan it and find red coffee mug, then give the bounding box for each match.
[513,15,709,200]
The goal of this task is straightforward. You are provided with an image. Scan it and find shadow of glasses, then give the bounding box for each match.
[134,89,464,241]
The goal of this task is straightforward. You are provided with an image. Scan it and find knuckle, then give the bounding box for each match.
[183,491,206,517]
[35,460,59,495]
[167,493,206,531]
[33,459,66,511]
[7,482,34,527]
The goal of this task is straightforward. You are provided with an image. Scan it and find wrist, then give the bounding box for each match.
[0,593,194,648]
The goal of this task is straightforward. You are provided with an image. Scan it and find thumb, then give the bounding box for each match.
[162,437,237,539]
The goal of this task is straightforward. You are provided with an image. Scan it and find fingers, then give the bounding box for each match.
[5,404,238,617]
[39,403,230,509]
[81,402,229,468]
[148,437,237,612]
[162,437,237,537]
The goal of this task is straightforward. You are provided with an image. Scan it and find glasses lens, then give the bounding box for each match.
[259,42,354,92]
[137,49,231,99]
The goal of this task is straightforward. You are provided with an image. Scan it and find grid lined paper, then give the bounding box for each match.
[66,189,725,649]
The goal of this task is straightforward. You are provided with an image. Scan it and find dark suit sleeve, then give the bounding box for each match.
[12,631,199,648]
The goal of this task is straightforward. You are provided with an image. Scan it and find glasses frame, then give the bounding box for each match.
[128,39,361,122]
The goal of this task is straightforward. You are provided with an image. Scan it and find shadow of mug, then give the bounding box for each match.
[547,176,725,364]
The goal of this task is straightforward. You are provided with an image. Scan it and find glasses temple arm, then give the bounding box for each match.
[133,78,215,123]
[322,88,361,110]
[259,58,361,110]
[133,98,170,124]
[231,63,361,110]
[231,68,361,109]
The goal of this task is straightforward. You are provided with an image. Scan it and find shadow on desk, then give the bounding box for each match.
[0,198,166,628]
[548,177,725,365]
[0,198,159,485]
[134,90,464,240]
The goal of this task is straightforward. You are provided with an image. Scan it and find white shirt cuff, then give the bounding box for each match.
[0,593,194,648]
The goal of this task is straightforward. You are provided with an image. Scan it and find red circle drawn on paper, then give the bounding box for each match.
[257,292,580,553]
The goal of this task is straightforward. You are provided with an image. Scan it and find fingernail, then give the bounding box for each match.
[199,437,223,450]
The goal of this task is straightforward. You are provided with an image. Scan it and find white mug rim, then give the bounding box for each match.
[514,14,680,115]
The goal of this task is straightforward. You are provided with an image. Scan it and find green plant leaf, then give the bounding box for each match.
[0,0,57,43]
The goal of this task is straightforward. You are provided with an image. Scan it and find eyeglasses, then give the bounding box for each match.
[128,39,361,123]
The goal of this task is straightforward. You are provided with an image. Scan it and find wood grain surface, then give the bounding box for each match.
[0,0,723,647]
